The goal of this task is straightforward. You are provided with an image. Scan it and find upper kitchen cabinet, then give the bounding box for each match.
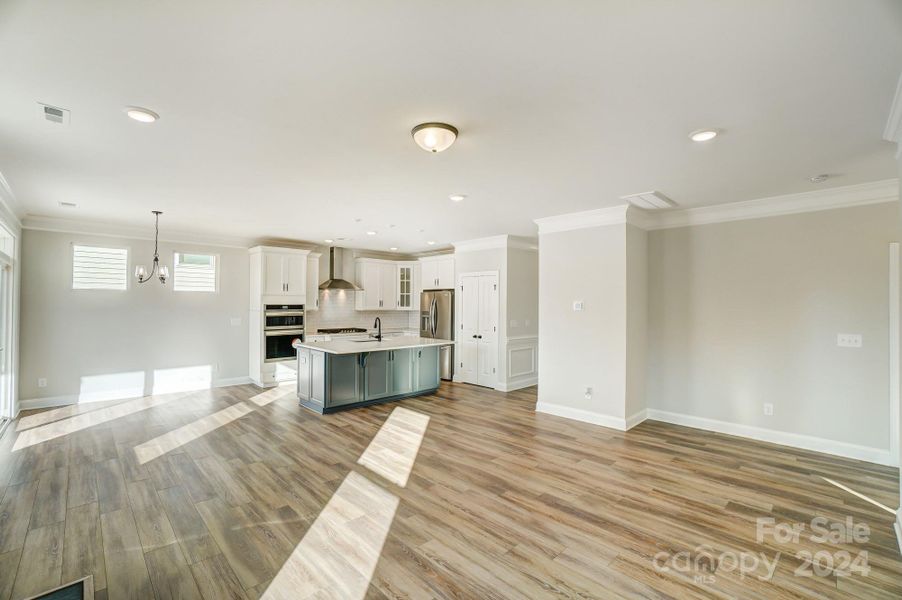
[355,258,418,311]
[306,252,321,310]
[420,255,455,289]
[249,246,310,303]
[396,262,417,310]
[355,259,397,310]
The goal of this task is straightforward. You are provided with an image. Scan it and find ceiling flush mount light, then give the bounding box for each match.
[427,241,436,245]
[689,129,718,142]
[412,122,458,153]
[390,247,399,251]
[366,231,377,236]
[324,239,334,243]
[809,174,829,183]
[135,211,169,284]
[126,107,159,123]
[449,194,467,202]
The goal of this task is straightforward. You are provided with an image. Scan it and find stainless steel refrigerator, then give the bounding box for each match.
[420,289,454,380]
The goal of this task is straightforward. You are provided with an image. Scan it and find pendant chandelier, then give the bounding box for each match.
[135,210,169,284]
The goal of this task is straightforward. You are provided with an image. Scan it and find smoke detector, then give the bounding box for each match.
[37,102,70,125]
[620,190,677,210]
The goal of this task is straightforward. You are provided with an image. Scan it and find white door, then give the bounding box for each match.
[476,274,498,387]
[263,253,285,295]
[458,273,498,387]
[362,263,382,310]
[284,255,307,295]
[436,259,455,288]
[380,264,397,310]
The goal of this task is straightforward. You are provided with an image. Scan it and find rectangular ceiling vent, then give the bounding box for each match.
[620,190,677,210]
[37,102,70,125]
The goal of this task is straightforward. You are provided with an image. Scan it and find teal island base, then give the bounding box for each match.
[295,345,441,413]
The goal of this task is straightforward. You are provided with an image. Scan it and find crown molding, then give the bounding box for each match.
[22,214,256,249]
[534,205,629,235]
[884,72,902,158]
[452,234,538,253]
[646,179,898,230]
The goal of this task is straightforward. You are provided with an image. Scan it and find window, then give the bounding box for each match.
[72,245,128,290]
[173,252,217,292]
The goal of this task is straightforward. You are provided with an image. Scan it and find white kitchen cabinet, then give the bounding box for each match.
[457,272,498,388]
[396,263,416,310]
[355,260,398,310]
[250,246,310,302]
[306,252,321,311]
[420,256,455,289]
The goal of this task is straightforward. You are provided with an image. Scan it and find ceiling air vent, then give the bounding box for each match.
[620,190,677,210]
[37,102,70,125]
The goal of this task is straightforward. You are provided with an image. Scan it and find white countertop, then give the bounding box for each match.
[294,336,453,355]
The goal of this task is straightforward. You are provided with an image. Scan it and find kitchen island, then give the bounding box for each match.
[292,336,453,413]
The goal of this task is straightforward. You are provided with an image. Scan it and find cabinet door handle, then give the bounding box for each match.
[472,334,477,338]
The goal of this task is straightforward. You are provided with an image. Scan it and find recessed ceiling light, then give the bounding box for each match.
[412,122,458,153]
[58,201,77,208]
[427,241,436,245]
[689,129,718,142]
[449,194,467,202]
[125,107,159,123]
[324,239,334,243]
[366,231,377,236]
[390,247,399,251]
[809,174,829,183]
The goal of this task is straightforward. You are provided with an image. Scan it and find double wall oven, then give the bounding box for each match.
[264,304,304,362]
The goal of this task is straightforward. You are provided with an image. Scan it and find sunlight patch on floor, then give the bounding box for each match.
[821,476,896,515]
[247,383,295,407]
[17,397,129,432]
[152,365,213,395]
[357,407,430,488]
[13,392,183,451]
[261,471,399,600]
[134,401,254,464]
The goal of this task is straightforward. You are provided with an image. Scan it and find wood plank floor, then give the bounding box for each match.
[0,382,899,599]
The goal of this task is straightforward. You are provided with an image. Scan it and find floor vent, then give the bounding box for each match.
[37,102,70,125]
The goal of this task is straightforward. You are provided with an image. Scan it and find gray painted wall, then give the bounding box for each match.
[647,202,899,449]
[20,229,250,403]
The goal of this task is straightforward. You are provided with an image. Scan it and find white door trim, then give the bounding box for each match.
[890,243,900,475]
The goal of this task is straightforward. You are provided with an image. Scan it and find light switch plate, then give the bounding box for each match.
[837,334,862,348]
[230,317,242,327]
[573,300,584,312]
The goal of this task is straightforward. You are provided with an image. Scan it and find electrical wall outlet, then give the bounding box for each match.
[584,387,592,400]
[763,403,774,416]
[573,300,584,312]
[37,377,47,388]
[230,317,242,327]
[837,334,862,348]
[510,319,519,328]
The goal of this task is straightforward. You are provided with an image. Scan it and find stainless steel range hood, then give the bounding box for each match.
[319,247,361,291]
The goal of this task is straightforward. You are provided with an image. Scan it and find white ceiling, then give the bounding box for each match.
[1,1,901,252]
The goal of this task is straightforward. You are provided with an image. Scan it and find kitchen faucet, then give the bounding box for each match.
[373,317,382,341]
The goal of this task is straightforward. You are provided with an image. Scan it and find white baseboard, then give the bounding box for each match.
[19,376,255,412]
[495,376,538,392]
[646,409,896,467]
[535,401,627,431]
[625,408,648,430]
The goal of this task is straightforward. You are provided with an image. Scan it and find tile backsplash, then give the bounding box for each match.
[307,289,418,332]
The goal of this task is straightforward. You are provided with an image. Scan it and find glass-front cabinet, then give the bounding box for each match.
[397,264,414,310]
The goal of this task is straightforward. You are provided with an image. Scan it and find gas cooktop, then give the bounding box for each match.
[317,327,368,334]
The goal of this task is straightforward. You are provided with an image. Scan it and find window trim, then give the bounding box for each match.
[71,243,130,292]
[172,251,220,293]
